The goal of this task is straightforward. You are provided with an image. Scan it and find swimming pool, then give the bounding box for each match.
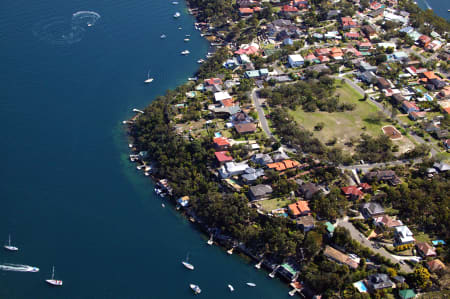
[424,93,433,101]
[214,132,222,138]
[353,281,368,292]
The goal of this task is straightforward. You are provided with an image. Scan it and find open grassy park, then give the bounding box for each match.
[289,82,390,148]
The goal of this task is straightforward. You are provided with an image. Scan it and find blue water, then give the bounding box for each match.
[417,0,449,20]
[0,0,291,298]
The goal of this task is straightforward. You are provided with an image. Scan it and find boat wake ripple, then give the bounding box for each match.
[0,263,39,272]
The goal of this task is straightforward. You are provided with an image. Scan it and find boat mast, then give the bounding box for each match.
[51,266,55,280]
[8,234,11,246]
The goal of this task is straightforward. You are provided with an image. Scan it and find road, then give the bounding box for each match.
[336,218,413,273]
[251,88,276,140]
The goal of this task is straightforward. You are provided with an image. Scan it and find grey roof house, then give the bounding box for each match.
[249,184,273,201]
[361,202,385,218]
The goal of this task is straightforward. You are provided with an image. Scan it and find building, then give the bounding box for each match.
[288,54,304,67]
[416,242,436,257]
[377,77,391,90]
[426,259,446,273]
[398,289,416,299]
[364,170,400,185]
[373,214,403,229]
[402,100,419,114]
[366,273,395,291]
[394,225,414,245]
[298,182,320,200]
[235,123,257,134]
[361,202,385,218]
[341,186,364,200]
[213,137,230,150]
[341,16,357,30]
[215,151,233,163]
[296,215,315,232]
[251,153,273,166]
[241,168,265,183]
[219,161,249,178]
[267,159,300,171]
[249,184,273,201]
[214,91,232,102]
[323,246,359,269]
[288,200,311,217]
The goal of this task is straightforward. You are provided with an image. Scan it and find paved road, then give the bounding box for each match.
[251,88,276,140]
[336,218,413,273]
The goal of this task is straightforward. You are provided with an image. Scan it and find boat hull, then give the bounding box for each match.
[46,279,63,286]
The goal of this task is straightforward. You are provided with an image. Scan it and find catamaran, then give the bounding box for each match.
[190,284,201,294]
[45,266,63,286]
[173,12,180,18]
[182,253,194,270]
[4,235,18,251]
[144,70,154,83]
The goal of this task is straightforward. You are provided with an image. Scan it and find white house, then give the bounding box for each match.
[219,161,249,178]
[394,225,414,245]
[288,54,304,67]
[214,91,232,102]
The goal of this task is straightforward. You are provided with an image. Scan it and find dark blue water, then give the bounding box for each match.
[417,0,449,20]
[0,0,290,298]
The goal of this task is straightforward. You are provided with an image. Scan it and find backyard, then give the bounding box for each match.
[258,197,293,213]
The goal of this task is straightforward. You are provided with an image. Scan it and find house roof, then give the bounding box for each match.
[399,289,416,299]
[214,91,232,102]
[423,71,438,80]
[402,100,419,110]
[282,5,299,12]
[374,214,403,227]
[204,78,223,86]
[417,242,436,256]
[324,246,359,269]
[235,122,257,134]
[267,159,300,171]
[215,151,233,162]
[427,259,446,272]
[213,137,230,147]
[249,184,273,197]
[362,202,384,215]
[297,215,315,227]
[288,200,310,216]
[341,186,364,197]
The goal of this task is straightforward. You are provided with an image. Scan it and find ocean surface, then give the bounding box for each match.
[417,0,449,20]
[0,0,291,298]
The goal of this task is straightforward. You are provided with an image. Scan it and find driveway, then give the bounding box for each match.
[336,218,413,273]
[251,88,275,140]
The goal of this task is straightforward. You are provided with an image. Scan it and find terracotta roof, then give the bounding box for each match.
[267,159,300,171]
[213,137,230,147]
[221,98,235,107]
[423,71,438,80]
[282,5,299,12]
[324,246,358,269]
[373,214,403,227]
[215,151,233,162]
[204,78,223,86]
[416,242,436,257]
[359,182,371,190]
[402,100,419,110]
[427,259,446,272]
[288,200,310,216]
[341,186,364,197]
[235,122,257,134]
[239,7,254,14]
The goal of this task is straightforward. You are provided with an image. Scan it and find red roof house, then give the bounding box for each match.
[288,200,311,217]
[204,78,223,86]
[213,137,230,150]
[214,151,233,163]
[341,186,364,200]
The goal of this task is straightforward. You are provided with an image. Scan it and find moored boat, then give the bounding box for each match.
[246,282,256,287]
[181,50,190,55]
[45,266,63,286]
[173,12,180,18]
[160,34,167,39]
[4,235,18,252]
[228,284,234,292]
[182,253,194,270]
[190,284,201,294]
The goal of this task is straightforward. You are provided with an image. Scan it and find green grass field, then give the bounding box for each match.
[258,198,293,212]
[289,82,389,147]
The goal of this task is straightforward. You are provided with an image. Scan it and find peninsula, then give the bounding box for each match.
[126,0,450,297]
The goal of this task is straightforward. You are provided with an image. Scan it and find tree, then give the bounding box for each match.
[411,266,432,289]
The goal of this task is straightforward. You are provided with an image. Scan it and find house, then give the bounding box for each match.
[323,246,359,269]
[232,111,253,125]
[239,7,255,16]
[249,184,273,201]
[361,202,385,218]
[215,151,233,163]
[235,123,257,134]
[251,153,273,166]
[304,53,318,63]
[213,137,231,150]
[359,71,377,84]
[361,25,377,38]
[345,32,359,39]
[296,215,315,232]
[359,183,371,193]
[272,151,289,162]
[245,68,269,79]
[214,91,232,102]
[377,77,391,90]
[177,196,190,207]
[402,100,419,113]
[426,259,446,273]
[267,159,300,171]
[366,273,395,291]
[394,225,414,245]
[234,43,260,55]
[327,9,340,19]
[364,170,400,185]
[367,8,384,18]
[341,186,364,200]
[341,16,357,30]
[425,40,443,52]
[398,289,416,299]
[281,5,299,14]
[204,77,223,87]
[433,161,450,172]
[325,221,335,237]
[288,200,311,217]
[358,41,372,51]
[409,111,427,121]
[298,182,320,200]
[418,35,431,47]
[241,168,265,183]
[219,161,249,178]
[288,54,304,67]
[373,214,403,229]
[391,93,406,105]
[358,61,377,72]
[416,242,436,257]
[318,55,330,63]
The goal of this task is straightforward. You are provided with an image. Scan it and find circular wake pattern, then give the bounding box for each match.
[72,11,101,28]
[32,11,100,45]
[32,17,85,45]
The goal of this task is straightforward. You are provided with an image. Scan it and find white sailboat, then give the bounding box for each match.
[246,282,256,287]
[45,266,63,286]
[228,284,234,292]
[144,70,154,83]
[4,235,18,251]
[173,12,181,18]
[189,284,201,294]
[207,234,213,245]
[181,50,190,55]
[182,253,194,270]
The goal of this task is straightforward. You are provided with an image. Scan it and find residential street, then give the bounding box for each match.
[251,88,276,140]
[336,218,413,273]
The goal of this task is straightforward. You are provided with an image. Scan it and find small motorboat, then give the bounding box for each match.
[246,282,256,287]
[45,266,63,286]
[184,38,190,42]
[160,34,167,39]
[228,284,234,292]
[172,1,179,4]
[185,34,191,37]
[173,12,180,18]
[181,50,190,55]
[178,26,182,30]
[182,253,194,270]
[161,203,165,208]
[197,59,205,64]
[190,284,201,294]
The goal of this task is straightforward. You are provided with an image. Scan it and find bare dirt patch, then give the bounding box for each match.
[382,125,402,140]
